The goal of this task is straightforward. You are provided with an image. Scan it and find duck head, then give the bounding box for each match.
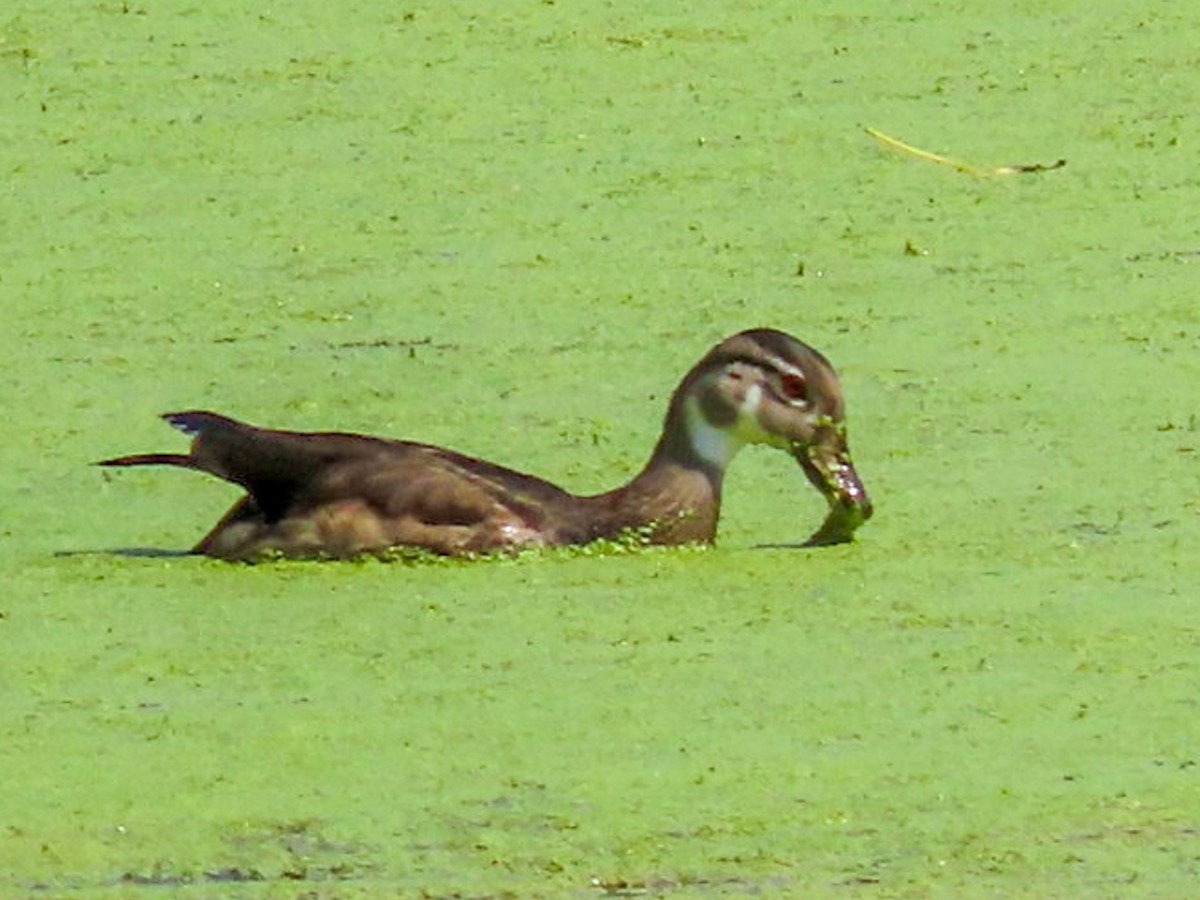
[669,328,873,545]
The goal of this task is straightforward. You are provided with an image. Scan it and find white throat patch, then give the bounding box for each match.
[684,384,767,468]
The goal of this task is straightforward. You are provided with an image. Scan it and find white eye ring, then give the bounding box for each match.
[779,372,808,403]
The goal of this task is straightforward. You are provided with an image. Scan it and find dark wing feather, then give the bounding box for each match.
[103,411,590,556]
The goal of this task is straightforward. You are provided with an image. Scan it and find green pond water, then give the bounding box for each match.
[3,0,1198,895]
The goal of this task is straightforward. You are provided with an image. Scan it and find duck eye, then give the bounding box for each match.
[779,372,808,402]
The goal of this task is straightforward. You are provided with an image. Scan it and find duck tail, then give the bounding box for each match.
[162,410,244,438]
[96,411,243,470]
[96,452,195,469]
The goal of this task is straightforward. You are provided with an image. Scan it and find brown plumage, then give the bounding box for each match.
[98,329,872,559]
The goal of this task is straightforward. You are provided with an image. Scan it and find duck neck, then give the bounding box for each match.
[584,394,744,544]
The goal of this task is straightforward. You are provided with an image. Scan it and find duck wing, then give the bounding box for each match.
[100,411,585,558]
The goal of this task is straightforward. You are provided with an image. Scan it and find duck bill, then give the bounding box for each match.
[793,432,873,546]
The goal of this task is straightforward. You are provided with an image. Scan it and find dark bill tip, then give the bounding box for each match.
[802,495,873,546]
[796,448,873,546]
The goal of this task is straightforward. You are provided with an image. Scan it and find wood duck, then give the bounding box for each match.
[98,329,872,559]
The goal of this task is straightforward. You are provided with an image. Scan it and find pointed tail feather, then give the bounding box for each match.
[97,453,195,468]
[101,411,331,521]
[97,411,248,474]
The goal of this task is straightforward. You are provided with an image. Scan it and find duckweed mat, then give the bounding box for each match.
[3,1,1198,896]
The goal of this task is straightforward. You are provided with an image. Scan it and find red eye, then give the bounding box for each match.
[779,373,808,402]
